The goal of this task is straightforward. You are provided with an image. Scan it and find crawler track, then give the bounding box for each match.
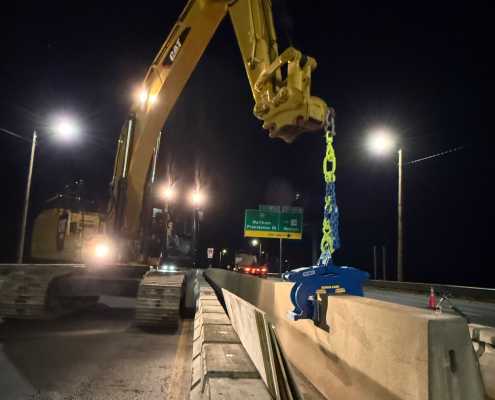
[135,271,185,328]
[0,266,97,319]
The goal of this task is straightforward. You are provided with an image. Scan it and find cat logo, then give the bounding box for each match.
[169,39,182,62]
[163,27,191,67]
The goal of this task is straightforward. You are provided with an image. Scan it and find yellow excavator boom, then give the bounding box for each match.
[109,0,329,253]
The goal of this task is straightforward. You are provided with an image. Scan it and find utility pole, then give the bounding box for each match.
[397,148,404,281]
[18,130,37,264]
[219,249,227,266]
[279,238,283,274]
[382,245,387,280]
[373,245,377,279]
[192,209,198,268]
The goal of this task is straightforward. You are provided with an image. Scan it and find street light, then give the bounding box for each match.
[367,128,403,281]
[366,128,396,156]
[160,184,176,202]
[52,114,80,142]
[219,248,227,266]
[1,115,80,263]
[190,188,205,268]
[159,184,176,263]
[250,238,262,261]
[190,189,205,208]
[367,127,464,282]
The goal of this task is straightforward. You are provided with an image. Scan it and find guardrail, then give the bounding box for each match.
[366,280,495,303]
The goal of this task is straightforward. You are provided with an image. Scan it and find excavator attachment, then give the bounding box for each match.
[252,48,329,143]
[263,94,328,143]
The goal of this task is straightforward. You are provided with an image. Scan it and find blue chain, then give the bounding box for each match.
[318,113,340,267]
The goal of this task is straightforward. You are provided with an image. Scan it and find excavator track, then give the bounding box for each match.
[0,266,98,320]
[135,271,185,328]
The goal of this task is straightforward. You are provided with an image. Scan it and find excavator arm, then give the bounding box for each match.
[108,0,329,255]
[229,0,328,140]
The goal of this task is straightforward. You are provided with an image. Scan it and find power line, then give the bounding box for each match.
[406,146,464,165]
[0,128,31,143]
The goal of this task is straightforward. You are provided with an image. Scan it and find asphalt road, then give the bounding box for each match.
[0,296,193,400]
[364,287,495,327]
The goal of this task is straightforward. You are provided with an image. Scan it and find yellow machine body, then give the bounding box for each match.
[31,208,105,263]
[4,0,332,327]
[30,0,330,267]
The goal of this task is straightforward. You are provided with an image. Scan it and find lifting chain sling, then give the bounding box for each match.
[318,109,340,267]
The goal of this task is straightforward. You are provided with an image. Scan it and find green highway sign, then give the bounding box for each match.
[279,212,303,234]
[259,204,281,213]
[244,210,279,232]
[281,206,303,214]
[244,209,303,240]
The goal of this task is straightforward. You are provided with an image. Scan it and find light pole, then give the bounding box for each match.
[367,128,462,282]
[160,184,176,262]
[219,248,227,266]
[18,130,37,264]
[190,188,205,268]
[397,148,403,281]
[366,129,403,280]
[250,238,262,261]
[1,115,80,263]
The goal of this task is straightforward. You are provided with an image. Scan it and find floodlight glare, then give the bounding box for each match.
[52,115,79,141]
[367,129,396,156]
[190,189,205,207]
[161,185,176,201]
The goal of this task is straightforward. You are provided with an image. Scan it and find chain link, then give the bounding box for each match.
[318,110,340,267]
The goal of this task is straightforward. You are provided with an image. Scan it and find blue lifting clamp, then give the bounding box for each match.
[283,264,369,322]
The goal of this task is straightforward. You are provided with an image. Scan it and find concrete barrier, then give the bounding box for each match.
[479,346,495,399]
[205,268,485,400]
[470,324,495,399]
[190,275,271,400]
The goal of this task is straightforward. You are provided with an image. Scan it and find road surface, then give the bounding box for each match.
[364,287,495,327]
[0,296,192,400]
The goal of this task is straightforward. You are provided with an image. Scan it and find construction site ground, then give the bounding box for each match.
[0,295,192,400]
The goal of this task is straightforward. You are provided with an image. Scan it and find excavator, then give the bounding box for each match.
[0,0,366,328]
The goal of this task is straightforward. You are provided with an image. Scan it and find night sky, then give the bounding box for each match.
[0,1,490,286]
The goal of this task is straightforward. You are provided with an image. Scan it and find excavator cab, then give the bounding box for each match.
[31,180,106,263]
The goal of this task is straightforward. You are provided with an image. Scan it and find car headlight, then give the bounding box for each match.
[160,264,177,271]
